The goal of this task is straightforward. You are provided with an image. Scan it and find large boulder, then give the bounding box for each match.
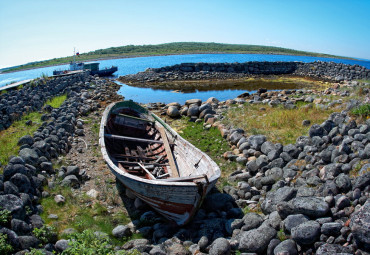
[167,106,180,118]
[278,197,329,219]
[239,224,276,253]
[19,148,39,166]
[208,237,231,255]
[9,173,31,193]
[273,239,298,255]
[291,221,321,245]
[283,214,309,233]
[0,194,25,220]
[261,186,297,214]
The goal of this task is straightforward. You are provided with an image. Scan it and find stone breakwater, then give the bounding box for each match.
[118,61,370,84]
[0,74,123,253]
[0,73,91,131]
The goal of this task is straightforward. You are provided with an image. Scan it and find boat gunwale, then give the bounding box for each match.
[99,102,220,187]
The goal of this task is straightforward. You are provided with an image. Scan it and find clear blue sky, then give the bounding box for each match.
[0,0,369,69]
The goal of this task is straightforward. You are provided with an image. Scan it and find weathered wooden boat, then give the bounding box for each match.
[99,101,220,225]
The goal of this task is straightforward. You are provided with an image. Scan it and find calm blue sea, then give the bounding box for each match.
[1,54,369,104]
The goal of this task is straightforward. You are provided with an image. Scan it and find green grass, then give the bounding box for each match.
[0,94,68,167]
[351,104,370,118]
[45,94,67,108]
[40,185,133,245]
[0,112,42,166]
[3,42,351,73]
[223,103,337,145]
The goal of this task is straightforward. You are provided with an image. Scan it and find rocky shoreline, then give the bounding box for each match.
[0,70,369,254]
[118,61,370,86]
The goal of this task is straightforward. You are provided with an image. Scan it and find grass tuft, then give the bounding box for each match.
[223,103,337,145]
[0,112,42,167]
[45,94,67,108]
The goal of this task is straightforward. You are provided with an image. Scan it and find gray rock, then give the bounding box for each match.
[239,224,277,253]
[0,227,20,249]
[4,181,19,195]
[40,162,53,173]
[112,225,131,238]
[335,195,350,210]
[350,200,370,249]
[315,243,352,255]
[290,197,329,218]
[225,218,244,235]
[309,124,327,138]
[267,239,280,255]
[267,211,282,230]
[19,148,39,166]
[166,242,189,255]
[185,99,202,106]
[248,135,267,151]
[167,106,180,118]
[55,239,69,252]
[273,239,297,255]
[265,167,283,181]
[11,219,32,235]
[321,222,342,236]
[353,172,370,190]
[261,141,275,155]
[54,194,65,204]
[149,245,166,255]
[242,213,264,231]
[66,165,79,176]
[198,236,208,251]
[283,214,309,233]
[18,135,34,146]
[256,155,269,169]
[29,214,44,229]
[229,131,244,145]
[283,144,300,158]
[18,235,41,250]
[261,186,297,214]
[291,220,321,245]
[209,238,231,255]
[0,194,25,220]
[10,173,31,193]
[61,175,80,188]
[187,105,200,117]
[334,173,351,192]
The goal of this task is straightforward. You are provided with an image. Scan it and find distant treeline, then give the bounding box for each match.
[3,42,349,73]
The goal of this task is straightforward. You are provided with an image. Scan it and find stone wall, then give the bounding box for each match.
[146,61,370,81]
[0,72,90,131]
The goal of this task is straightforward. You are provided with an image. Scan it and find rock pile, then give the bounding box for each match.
[0,73,90,131]
[0,74,123,253]
[118,61,370,84]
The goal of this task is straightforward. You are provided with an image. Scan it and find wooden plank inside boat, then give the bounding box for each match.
[158,125,179,178]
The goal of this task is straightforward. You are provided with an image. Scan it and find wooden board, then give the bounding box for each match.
[158,125,179,178]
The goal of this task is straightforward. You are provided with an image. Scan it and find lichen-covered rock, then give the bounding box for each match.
[291,220,320,245]
[239,224,276,253]
[208,237,231,255]
[350,200,370,250]
[0,194,25,220]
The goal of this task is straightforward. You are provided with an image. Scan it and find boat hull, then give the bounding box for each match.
[99,101,220,225]
[90,66,118,77]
